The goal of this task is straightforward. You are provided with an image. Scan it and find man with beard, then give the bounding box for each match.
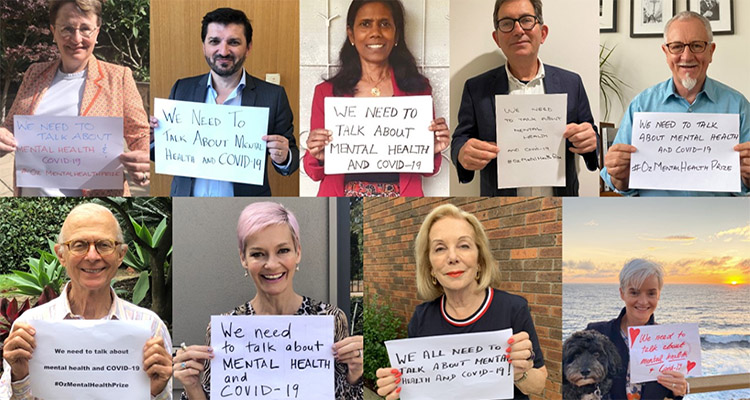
[160,8,298,196]
[602,11,750,196]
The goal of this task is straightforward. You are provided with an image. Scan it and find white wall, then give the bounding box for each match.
[299,0,451,196]
[601,1,749,126]
[449,0,601,197]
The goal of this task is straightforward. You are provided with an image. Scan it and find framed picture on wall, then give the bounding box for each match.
[630,0,675,37]
[601,0,618,32]
[687,0,734,35]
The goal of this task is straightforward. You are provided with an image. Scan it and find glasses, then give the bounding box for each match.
[665,41,709,55]
[496,15,539,33]
[62,239,121,256]
[56,25,98,39]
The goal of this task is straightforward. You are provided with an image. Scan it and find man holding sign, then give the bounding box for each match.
[0,204,172,399]
[452,0,599,196]
[602,11,750,196]
[152,8,298,196]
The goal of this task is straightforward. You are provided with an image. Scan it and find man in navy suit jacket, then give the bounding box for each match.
[159,8,299,196]
[452,0,598,196]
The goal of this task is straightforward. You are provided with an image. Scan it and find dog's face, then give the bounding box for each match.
[563,330,621,387]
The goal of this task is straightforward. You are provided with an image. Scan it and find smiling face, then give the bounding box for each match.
[492,0,547,63]
[240,224,301,298]
[347,1,397,67]
[51,2,100,73]
[428,217,481,295]
[203,22,250,78]
[55,210,125,296]
[662,18,714,97]
[620,274,661,326]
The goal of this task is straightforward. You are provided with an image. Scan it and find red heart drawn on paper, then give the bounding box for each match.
[687,361,696,373]
[629,328,640,347]
[649,368,654,373]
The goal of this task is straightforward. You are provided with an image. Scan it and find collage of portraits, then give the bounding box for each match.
[0,0,748,399]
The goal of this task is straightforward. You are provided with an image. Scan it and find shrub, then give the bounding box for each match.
[362,295,406,386]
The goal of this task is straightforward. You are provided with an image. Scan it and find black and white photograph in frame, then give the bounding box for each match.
[688,0,734,35]
[630,0,675,37]
[601,0,617,32]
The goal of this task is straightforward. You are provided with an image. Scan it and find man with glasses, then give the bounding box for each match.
[1,203,173,399]
[602,11,750,196]
[452,0,599,196]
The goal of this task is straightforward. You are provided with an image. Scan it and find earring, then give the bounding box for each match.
[296,265,300,271]
[475,269,481,282]
[395,42,398,47]
[244,270,249,277]
[351,42,355,46]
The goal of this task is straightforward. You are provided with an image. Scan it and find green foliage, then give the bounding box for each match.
[349,198,363,280]
[121,220,171,306]
[363,295,406,384]
[0,198,86,274]
[8,240,67,297]
[350,296,363,336]
[600,44,630,122]
[98,0,150,81]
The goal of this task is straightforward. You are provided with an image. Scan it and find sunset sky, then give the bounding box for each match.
[563,198,750,285]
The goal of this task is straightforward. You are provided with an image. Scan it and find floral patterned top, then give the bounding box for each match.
[180,296,363,400]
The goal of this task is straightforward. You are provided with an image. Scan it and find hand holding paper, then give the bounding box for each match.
[735,141,750,187]
[430,118,450,154]
[564,122,597,154]
[376,367,402,400]
[0,127,17,156]
[173,344,213,399]
[264,134,290,164]
[143,336,172,396]
[2,323,36,381]
[604,143,637,191]
[656,369,688,396]
[507,331,534,381]
[332,335,364,384]
[458,138,499,170]
[307,129,332,161]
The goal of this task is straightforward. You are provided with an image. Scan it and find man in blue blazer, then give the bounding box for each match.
[161,8,298,196]
[452,0,598,196]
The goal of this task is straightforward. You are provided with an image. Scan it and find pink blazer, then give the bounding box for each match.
[3,55,149,196]
[303,73,441,197]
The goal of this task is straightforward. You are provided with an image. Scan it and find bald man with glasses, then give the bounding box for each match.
[601,11,750,196]
[452,0,599,196]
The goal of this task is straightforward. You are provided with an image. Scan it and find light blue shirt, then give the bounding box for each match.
[601,77,750,196]
[193,70,292,197]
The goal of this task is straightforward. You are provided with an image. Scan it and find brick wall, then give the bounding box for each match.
[363,197,562,400]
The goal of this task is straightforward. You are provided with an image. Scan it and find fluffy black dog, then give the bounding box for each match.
[563,330,622,400]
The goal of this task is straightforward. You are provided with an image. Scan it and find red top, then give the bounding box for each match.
[303,71,441,197]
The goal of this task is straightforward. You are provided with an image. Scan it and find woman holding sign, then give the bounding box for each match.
[173,202,364,400]
[376,204,548,399]
[585,259,688,399]
[303,0,450,197]
[0,0,150,196]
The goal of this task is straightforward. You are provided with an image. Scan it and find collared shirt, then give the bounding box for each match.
[601,76,750,196]
[505,60,555,197]
[0,283,172,400]
[193,69,292,197]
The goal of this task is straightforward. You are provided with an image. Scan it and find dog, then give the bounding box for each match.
[563,330,622,400]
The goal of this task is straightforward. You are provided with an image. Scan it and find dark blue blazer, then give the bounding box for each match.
[451,64,598,196]
[166,72,299,196]
[586,308,682,400]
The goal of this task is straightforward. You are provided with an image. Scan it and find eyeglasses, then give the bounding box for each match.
[56,25,98,39]
[665,41,709,55]
[62,239,121,256]
[496,15,539,33]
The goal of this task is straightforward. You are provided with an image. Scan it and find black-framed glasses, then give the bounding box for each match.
[665,41,709,55]
[56,25,98,39]
[496,15,539,33]
[62,239,121,256]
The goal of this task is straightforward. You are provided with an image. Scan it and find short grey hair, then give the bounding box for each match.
[493,0,544,30]
[619,259,664,291]
[664,11,713,43]
[58,203,124,243]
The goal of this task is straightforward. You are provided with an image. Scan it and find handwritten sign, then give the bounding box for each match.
[385,329,514,400]
[211,315,334,399]
[323,96,434,174]
[496,94,567,188]
[27,320,151,400]
[14,115,124,189]
[628,323,702,384]
[154,98,269,185]
[630,112,740,192]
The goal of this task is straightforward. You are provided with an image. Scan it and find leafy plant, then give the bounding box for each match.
[98,0,150,81]
[363,295,406,386]
[8,240,67,297]
[0,285,58,343]
[600,44,630,122]
[121,220,171,306]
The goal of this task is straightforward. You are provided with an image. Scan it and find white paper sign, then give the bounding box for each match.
[385,329,514,400]
[496,94,567,188]
[630,112,741,192]
[628,323,702,384]
[154,98,269,185]
[27,320,151,400]
[14,115,124,189]
[323,96,434,174]
[211,315,335,400]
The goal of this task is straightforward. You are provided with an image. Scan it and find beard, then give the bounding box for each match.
[206,53,246,77]
[681,73,698,91]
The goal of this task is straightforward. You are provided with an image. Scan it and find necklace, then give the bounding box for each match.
[364,70,389,96]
